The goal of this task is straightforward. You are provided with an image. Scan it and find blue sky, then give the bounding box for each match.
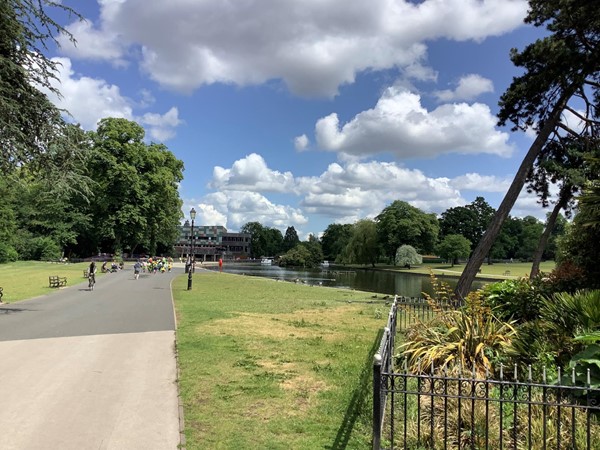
[42,0,556,238]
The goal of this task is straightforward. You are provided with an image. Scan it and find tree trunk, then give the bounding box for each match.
[454,96,570,300]
[530,187,571,278]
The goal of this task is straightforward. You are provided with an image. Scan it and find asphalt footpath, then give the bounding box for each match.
[0,265,184,450]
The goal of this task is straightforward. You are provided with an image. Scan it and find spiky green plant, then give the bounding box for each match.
[399,288,516,377]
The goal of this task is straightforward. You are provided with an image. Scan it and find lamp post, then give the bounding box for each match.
[187,207,196,290]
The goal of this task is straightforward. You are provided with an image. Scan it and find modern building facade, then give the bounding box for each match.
[175,223,251,261]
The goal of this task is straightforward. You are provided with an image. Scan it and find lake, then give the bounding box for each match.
[204,262,487,298]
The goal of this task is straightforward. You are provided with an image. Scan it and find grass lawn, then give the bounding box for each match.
[0,260,100,302]
[172,271,390,449]
[346,260,556,280]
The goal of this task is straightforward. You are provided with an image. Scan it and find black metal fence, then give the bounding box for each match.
[372,296,600,449]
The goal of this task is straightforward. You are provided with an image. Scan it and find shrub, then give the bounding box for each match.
[543,260,588,293]
[395,244,422,268]
[22,237,61,261]
[0,242,18,263]
[481,278,544,323]
[398,279,516,377]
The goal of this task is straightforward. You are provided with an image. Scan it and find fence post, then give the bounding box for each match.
[373,352,382,450]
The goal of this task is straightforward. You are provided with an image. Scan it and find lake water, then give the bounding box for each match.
[204,262,487,298]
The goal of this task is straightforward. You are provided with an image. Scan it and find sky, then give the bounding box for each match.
[41,0,558,239]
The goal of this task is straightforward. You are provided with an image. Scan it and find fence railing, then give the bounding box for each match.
[372,296,600,450]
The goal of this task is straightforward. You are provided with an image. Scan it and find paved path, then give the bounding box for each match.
[0,267,182,450]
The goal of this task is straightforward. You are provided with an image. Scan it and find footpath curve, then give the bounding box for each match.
[0,266,183,450]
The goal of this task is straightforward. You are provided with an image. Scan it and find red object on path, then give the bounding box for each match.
[219,258,223,272]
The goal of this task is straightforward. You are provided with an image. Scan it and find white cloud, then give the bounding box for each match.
[58,18,126,66]
[294,134,309,151]
[209,155,467,229]
[195,203,228,228]
[62,0,527,97]
[209,153,296,193]
[200,191,308,231]
[314,87,513,159]
[450,173,512,193]
[434,74,494,101]
[43,57,132,129]
[139,107,183,141]
[41,57,182,141]
[297,161,465,220]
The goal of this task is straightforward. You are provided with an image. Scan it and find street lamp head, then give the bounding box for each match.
[190,207,196,221]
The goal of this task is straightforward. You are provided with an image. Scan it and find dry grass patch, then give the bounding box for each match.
[174,272,385,449]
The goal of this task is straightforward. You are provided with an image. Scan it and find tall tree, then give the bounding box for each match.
[456,0,600,298]
[375,200,439,262]
[241,222,267,258]
[264,227,284,257]
[86,118,183,256]
[527,137,599,277]
[342,219,379,267]
[0,1,85,181]
[321,223,353,262]
[436,235,472,267]
[439,197,495,250]
[282,226,300,252]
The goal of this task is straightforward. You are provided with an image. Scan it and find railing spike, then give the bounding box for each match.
[543,365,547,383]
[500,363,504,381]
[528,365,532,382]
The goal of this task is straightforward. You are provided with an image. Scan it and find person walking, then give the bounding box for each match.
[133,260,142,280]
[88,261,97,290]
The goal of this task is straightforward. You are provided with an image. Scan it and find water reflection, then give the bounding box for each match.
[205,263,486,298]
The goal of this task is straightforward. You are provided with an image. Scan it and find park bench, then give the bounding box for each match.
[0,287,3,302]
[503,270,511,276]
[83,269,89,278]
[49,276,67,288]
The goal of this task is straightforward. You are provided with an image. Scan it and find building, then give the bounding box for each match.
[174,223,251,262]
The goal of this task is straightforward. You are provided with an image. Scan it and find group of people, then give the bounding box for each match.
[87,256,175,284]
[143,257,173,275]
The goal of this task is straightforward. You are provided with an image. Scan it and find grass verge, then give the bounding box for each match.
[0,261,98,302]
[172,271,390,449]
[343,261,556,279]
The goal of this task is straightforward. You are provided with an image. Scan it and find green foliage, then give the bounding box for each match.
[0,1,86,178]
[399,289,516,376]
[375,200,439,262]
[439,197,494,250]
[282,226,300,252]
[278,239,323,268]
[568,332,600,389]
[341,219,379,267]
[482,278,542,323]
[394,244,422,268]
[240,222,284,258]
[0,242,18,263]
[436,234,471,266]
[85,118,184,256]
[321,223,352,262]
[21,236,61,261]
[557,217,600,289]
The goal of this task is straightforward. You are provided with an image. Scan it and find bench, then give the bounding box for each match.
[83,269,89,278]
[0,287,3,302]
[49,276,67,288]
[503,270,511,276]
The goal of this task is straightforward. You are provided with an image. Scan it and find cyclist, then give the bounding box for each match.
[88,261,97,290]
